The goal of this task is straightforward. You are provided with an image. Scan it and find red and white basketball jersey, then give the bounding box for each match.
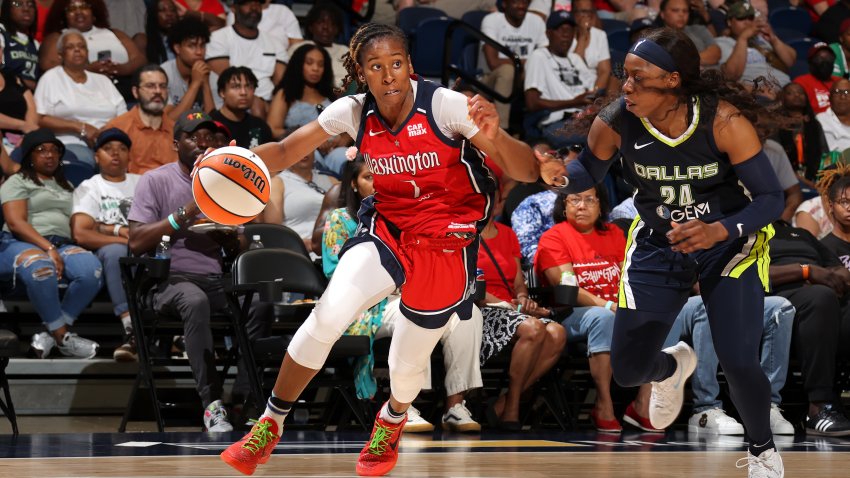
[320,76,496,236]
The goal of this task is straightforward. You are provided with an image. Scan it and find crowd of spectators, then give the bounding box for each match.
[1,0,850,436]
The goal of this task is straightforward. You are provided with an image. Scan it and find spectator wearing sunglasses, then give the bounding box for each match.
[816,78,850,153]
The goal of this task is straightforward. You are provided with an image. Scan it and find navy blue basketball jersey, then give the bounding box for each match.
[602,97,752,234]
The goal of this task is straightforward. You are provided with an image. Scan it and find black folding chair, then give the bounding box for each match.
[227,248,372,430]
[243,223,310,258]
[0,329,19,435]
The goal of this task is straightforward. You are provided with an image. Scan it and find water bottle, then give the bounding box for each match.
[249,234,264,250]
[560,270,577,286]
[155,235,171,259]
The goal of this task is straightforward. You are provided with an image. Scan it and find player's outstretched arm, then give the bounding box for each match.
[467,94,539,183]
[252,121,332,175]
[538,116,620,191]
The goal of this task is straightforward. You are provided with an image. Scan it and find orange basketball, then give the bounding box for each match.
[192,146,271,225]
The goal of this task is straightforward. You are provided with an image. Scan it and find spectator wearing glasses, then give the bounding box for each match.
[265,149,338,255]
[209,66,272,149]
[816,78,850,153]
[1,129,103,360]
[1,0,40,91]
[535,186,656,433]
[34,30,126,168]
[717,1,796,89]
[267,43,350,177]
[39,0,146,103]
[104,64,177,174]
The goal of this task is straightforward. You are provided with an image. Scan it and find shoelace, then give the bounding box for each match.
[735,453,778,474]
[241,420,276,454]
[367,423,397,455]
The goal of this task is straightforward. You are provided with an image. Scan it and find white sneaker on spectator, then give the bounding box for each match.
[31,332,56,359]
[688,408,745,435]
[57,332,99,359]
[736,448,784,478]
[649,341,696,429]
[770,404,795,435]
[403,405,434,433]
[204,400,233,432]
[442,400,481,432]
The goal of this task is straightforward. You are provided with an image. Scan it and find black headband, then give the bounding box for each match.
[629,38,677,73]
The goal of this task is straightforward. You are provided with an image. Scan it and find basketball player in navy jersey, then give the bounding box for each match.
[539,28,785,476]
[219,24,540,477]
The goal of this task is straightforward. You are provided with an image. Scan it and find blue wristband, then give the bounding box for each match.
[167,213,180,231]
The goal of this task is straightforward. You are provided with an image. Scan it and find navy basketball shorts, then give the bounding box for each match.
[618,216,774,312]
[340,197,478,329]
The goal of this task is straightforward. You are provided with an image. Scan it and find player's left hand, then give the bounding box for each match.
[192,139,237,178]
[667,220,729,254]
[467,94,500,140]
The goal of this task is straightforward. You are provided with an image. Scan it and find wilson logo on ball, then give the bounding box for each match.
[192,146,271,225]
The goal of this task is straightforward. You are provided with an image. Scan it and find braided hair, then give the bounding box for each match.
[340,23,409,94]
[818,163,850,202]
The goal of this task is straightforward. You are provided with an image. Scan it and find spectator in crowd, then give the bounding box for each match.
[227,0,302,49]
[813,0,850,44]
[501,142,555,227]
[35,30,127,167]
[478,186,566,430]
[512,189,557,265]
[105,64,177,174]
[768,218,850,436]
[717,1,795,89]
[822,165,850,265]
[795,42,843,115]
[0,129,102,359]
[209,66,273,149]
[629,17,656,44]
[480,0,548,129]
[535,186,656,433]
[754,111,804,222]
[663,295,796,435]
[266,149,338,254]
[103,0,145,41]
[295,2,350,90]
[790,0,835,23]
[775,82,829,183]
[0,35,39,149]
[172,0,226,31]
[1,0,40,90]
[206,0,288,120]
[211,119,231,148]
[570,0,612,93]
[395,0,497,19]
[829,18,850,78]
[40,0,146,102]
[127,109,272,431]
[70,127,140,361]
[816,79,850,153]
[524,12,595,149]
[794,189,833,239]
[323,157,483,433]
[133,0,178,65]
[657,0,721,66]
[268,44,349,176]
[161,16,219,120]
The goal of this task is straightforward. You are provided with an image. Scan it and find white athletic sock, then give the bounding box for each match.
[379,401,406,424]
[262,396,292,433]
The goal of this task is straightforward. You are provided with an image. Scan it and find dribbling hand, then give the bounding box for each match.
[667,220,729,254]
[192,139,237,178]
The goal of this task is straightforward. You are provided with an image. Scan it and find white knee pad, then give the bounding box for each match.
[387,314,451,403]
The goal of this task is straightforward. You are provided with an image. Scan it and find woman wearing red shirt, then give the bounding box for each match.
[535,185,657,433]
[478,190,566,430]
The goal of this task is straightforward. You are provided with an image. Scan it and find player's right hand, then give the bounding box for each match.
[192,140,237,178]
[535,149,568,187]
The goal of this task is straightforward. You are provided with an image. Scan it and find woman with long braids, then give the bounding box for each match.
[220,23,539,477]
[539,28,785,476]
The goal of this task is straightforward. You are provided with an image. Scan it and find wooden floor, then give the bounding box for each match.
[2,451,848,477]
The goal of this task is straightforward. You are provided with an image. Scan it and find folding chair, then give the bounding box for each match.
[243,223,310,258]
[0,329,19,435]
[228,248,372,430]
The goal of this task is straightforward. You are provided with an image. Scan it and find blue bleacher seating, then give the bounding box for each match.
[62,161,97,188]
[773,27,806,43]
[411,17,453,79]
[787,37,818,65]
[601,18,629,34]
[607,28,630,53]
[789,59,810,80]
[397,6,448,39]
[461,10,490,30]
[769,6,812,37]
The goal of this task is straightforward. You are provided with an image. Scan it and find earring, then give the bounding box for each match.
[359,76,365,82]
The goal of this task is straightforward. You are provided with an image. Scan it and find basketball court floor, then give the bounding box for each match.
[2,427,849,477]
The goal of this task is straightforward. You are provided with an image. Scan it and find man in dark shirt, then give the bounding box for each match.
[210,66,273,149]
[768,220,850,436]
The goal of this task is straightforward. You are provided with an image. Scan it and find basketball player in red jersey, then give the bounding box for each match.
[220,23,540,477]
